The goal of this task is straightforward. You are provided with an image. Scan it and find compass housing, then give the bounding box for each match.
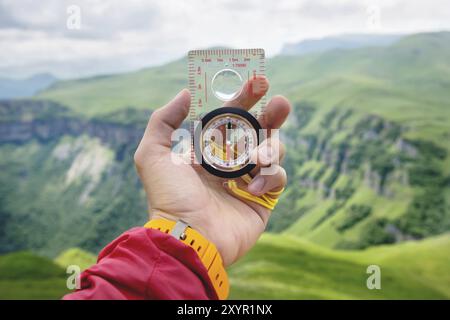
[195,107,262,178]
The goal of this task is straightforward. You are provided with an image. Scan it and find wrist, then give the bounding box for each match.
[149,210,234,266]
[144,214,230,299]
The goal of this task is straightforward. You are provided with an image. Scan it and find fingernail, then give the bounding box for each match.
[248,176,265,195]
[174,89,187,100]
[171,89,190,109]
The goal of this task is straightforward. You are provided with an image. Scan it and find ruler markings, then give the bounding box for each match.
[188,48,266,128]
[204,72,207,104]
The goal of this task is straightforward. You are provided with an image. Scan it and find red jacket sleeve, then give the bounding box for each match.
[63,227,219,300]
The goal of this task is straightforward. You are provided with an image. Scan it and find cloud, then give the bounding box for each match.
[0,0,449,79]
[299,0,365,18]
[0,2,24,28]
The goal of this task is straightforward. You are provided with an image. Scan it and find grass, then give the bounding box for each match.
[55,248,97,271]
[0,249,96,299]
[2,233,449,300]
[228,233,450,299]
[285,183,415,248]
[0,279,68,300]
[37,60,186,117]
[0,251,69,299]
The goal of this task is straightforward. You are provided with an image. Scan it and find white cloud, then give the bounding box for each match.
[0,0,449,78]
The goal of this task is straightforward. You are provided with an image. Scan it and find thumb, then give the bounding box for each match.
[142,89,191,151]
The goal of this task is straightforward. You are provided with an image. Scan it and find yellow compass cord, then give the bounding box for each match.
[227,174,283,210]
[210,142,284,210]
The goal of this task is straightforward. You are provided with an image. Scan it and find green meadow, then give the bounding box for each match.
[1,233,449,299]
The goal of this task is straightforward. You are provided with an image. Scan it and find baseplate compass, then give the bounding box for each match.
[188,49,266,178]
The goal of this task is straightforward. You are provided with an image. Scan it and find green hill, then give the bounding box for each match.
[1,233,448,299]
[55,248,97,271]
[0,249,95,299]
[0,251,68,299]
[229,233,450,299]
[38,60,186,117]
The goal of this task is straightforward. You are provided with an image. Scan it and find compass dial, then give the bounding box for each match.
[195,107,262,178]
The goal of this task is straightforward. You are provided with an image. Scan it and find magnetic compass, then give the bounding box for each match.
[188,49,266,178]
[195,107,261,178]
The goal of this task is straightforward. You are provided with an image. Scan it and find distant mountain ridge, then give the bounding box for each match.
[281,33,404,55]
[0,73,57,99]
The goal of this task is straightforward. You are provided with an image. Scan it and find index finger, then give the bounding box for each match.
[258,95,291,130]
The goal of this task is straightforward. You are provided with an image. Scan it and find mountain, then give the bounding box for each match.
[0,100,148,256]
[0,32,449,259]
[265,32,450,248]
[37,61,185,116]
[281,34,404,56]
[0,73,57,99]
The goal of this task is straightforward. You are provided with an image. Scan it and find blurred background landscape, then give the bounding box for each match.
[0,0,449,299]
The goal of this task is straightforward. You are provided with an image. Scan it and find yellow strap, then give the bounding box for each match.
[211,143,285,210]
[144,219,229,300]
[228,174,284,210]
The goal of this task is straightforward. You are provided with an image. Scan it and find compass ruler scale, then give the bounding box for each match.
[188,48,267,178]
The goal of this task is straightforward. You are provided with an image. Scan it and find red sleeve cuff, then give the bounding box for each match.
[63,227,218,300]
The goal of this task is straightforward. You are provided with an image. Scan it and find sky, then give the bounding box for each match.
[0,0,449,79]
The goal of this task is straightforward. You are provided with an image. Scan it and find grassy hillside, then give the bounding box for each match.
[55,248,97,271]
[0,251,68,299]
[38,60,185,117]
[0,249,95,299]
[0,233,448,299]
[229,233,450,299]
[268,32,450,148]
[1,31,442,253]
[0,136,147,257]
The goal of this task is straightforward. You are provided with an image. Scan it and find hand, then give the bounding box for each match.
[134,77,291,266]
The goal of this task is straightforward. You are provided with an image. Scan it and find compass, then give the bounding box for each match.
[188,49,266,178]
[195,107,262,178]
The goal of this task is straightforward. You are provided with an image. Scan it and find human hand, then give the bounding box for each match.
[134,77,291,266]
